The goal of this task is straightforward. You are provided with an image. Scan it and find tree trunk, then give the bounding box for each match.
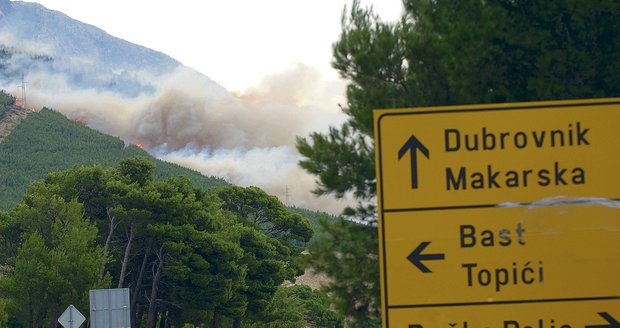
[100,214,116,279]
[146,247,164,328]
[158,310,167,328]
[37,311,45,328]
[132,238,152,327]
[118,221,136,288]
[211,313,222,328]
[48,318,58,328]
[136,304,145,328]
[233,317,242,328]
[28,298,33,328]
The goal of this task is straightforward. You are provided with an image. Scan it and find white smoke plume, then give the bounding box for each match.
[3,62,351,214]
[0,0,353,214]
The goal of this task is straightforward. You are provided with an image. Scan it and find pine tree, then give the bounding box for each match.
[297,0,620,324]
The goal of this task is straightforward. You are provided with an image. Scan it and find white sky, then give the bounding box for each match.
[28,0,403,92]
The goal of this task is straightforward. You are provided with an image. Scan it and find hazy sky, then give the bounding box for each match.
[29,0,403,92]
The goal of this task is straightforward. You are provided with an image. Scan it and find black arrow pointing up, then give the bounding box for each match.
[586,313,620,328]
[407,241,445,273]
[398,135,429,189]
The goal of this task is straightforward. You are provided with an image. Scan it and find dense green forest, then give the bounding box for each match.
[0,90,12,118]
[0,99,335,241]
[0,107,228,210]
[0,90,343,327]
[0,158,342,327]
[287,206,335,242]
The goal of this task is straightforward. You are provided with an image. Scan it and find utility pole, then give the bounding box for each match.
[285,186,290,206]
[20,74,26,109]
[15,74,27,109]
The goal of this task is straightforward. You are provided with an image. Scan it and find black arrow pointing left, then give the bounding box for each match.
[407,241,445,273]
[586,312,620,328]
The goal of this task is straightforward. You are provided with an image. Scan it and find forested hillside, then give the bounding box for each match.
[288,206,335,242]
[0,107,228,210]
[0,90,12,118]
[0,92,342,327]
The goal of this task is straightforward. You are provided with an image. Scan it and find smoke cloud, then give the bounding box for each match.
[0,1,353,214]
[2,60,351,214]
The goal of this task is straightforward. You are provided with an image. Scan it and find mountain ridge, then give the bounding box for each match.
[1,0,178,69]
[0,0,229,97]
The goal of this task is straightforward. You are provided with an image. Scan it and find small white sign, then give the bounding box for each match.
[58,305,86,328]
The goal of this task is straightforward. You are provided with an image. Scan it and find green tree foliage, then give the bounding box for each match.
[286,206,336,242]
[118,157,156,186]
[216,186,315,327]
[148,222,246,327]
[1,233,53,327]
[0,159,317,327]
[0,298,7,328]
[284,285,343,328]
[0,108,228,211]
[247,285,344,328]
[218,185,311,287]
[245,286,306,328]
[297,0,620,324]
[218,186,313,248]
[216,226,288,327]
[0,90,14,117]
[0,197,107,328]
[307,218,379,324]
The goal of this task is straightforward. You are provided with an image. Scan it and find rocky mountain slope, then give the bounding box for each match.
[0,105,27,143]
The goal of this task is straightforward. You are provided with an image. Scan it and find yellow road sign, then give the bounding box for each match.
[373,98,620,328]
[390,300,620,328]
